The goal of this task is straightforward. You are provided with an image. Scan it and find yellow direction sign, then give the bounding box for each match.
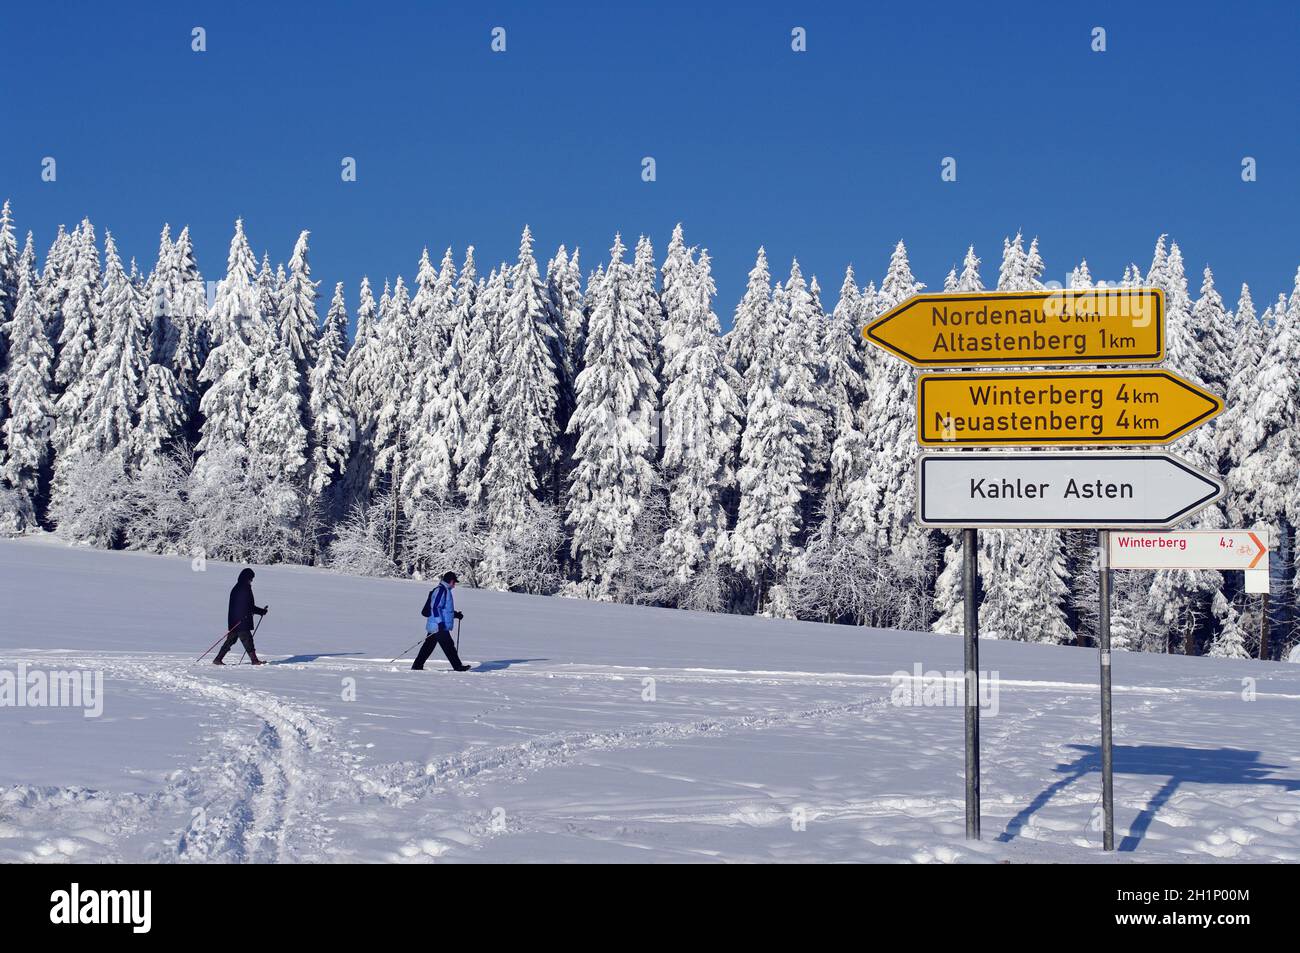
[863,288,1164,367]
[916,370,1223,447]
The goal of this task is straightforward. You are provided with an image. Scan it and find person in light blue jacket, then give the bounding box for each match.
[413,571,470,671]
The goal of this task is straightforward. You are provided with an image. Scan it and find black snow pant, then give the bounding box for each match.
[214,628,256,663]
[412,627,465,670]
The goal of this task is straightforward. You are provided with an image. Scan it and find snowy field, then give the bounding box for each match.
[1,535,1297,864]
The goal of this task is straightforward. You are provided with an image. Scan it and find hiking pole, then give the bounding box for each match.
[390,634,426,665]
[196,620,244,664]
[235,610,267,666]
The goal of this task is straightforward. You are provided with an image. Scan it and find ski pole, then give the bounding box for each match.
[235,610,266,666]
[456,618,461,652]
[390,634,426,664]
[196,620,244,664]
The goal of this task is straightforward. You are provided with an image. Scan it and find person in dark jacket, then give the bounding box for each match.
[214,567,268,665]
[412,571,469,671]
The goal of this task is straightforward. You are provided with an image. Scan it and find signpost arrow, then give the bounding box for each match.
[863,288,1164,367]
[916,451,1224,528]
[1107,529,1269,570]
[916,369,1224,447]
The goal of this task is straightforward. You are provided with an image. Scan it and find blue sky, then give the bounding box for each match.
[2,0,1297,329]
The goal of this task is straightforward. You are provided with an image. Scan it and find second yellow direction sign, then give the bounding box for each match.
[916,370,1224,447]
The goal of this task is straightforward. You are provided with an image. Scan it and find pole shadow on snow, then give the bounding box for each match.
[269,652,366,665]
[472,658,549,672]
[997,744,1300,851]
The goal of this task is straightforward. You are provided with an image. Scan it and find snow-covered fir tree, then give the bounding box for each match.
[1217,283,1262,475]
[247,325,309,484]
[566,234,659,596]
[409,249,442,354]
[730,260,817,614]
[997,232,1029,290]
[547,245,585,384]
[1146,237,1226,654]
[278,231,320,398]
[842,241,923,547]
[166,226,209,436]
[307,282,354,499]
[404,251,450,437]
[823,265,866,440]
[725,247,772,386]
[1,236,54,529]
[145,225,176,364]
[1226,283,1300,658]
[1068,259,1093,289]
[957,245,984,292]
[0,200,18,324]
[81,232,150,458]
[0,201,19,411]
[819,265,870,556]
[39,225,74,349]
[198,220,262,457]
[131,364,186,470]
[342,276,382,500]
[632,235,663,371]
[660,250,742,602]
[1191,266,1233,395]
[976,528,1072,642]
[434,247,478,500]
[1025,236,1046,288]
[401,248,458,513]
[457,265,504,507]
[658,224,693,373]
[781,259,829,489]
[1150,239,1199,379]
[52,221,102,461]
[371,276,416,499]
[481,226,561,524]
[253,254,280,355]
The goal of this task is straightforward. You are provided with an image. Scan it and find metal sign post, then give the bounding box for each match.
[1097,530,1114,850]
[963,527,980,839]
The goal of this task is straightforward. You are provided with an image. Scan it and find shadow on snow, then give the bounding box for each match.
[268,652,366,665]
[997,744,1300,851]
[472,658,549,671]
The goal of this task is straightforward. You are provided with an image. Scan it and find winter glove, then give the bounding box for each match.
[454,611,464,621]
[257,606,269,615]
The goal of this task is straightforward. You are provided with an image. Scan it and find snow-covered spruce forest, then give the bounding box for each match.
[0,200,1295,660]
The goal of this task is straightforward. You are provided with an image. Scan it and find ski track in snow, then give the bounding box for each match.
[0,655,366,863]
[1,651,902,862]
[3,644,1298,863]
[379,694,894,797]
[115,659,358,864]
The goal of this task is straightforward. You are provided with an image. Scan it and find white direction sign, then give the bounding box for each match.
[1108,529,1269,570]
[1108,529,1270,593]
[916,451,1225,528]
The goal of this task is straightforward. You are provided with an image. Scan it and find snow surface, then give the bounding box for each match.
[1,535,1297,863]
